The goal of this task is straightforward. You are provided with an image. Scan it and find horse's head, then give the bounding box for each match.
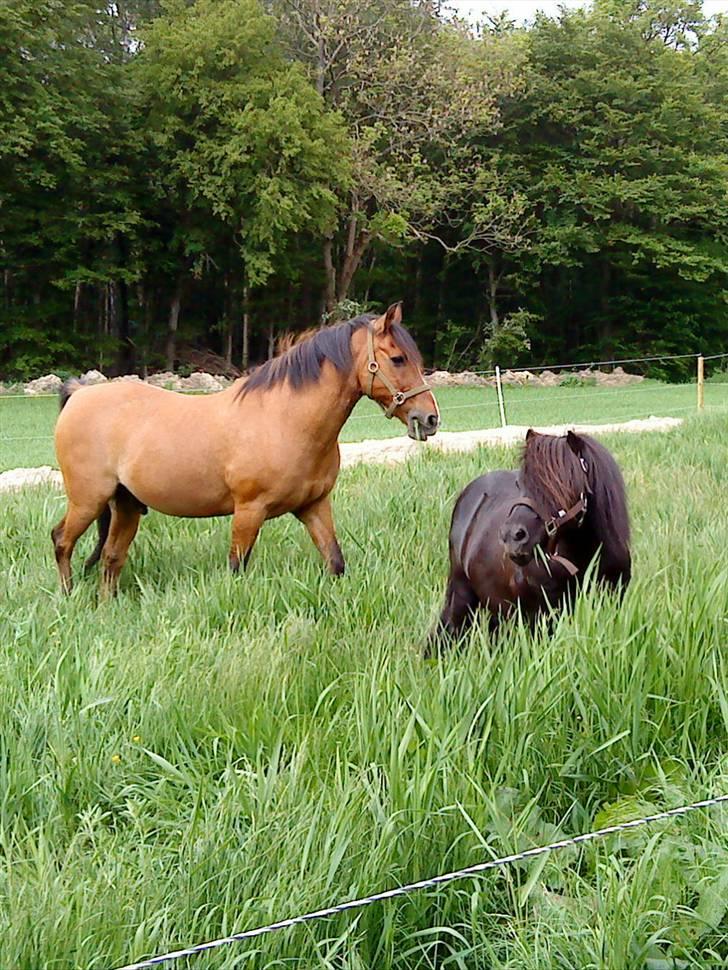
[356,303,439,441]
[499,500,548,566]
[501,430,591,566]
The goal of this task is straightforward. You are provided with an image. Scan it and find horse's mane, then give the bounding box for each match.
[236,313,422,399]
[522,431,630,565]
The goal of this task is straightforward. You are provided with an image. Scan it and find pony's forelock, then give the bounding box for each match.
[522,431,630,562]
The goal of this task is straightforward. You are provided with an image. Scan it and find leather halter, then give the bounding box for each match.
[366,326,432,419]
[508,491,588,577]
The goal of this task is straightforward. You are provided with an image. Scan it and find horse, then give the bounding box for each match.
[51,303,439,594]
[430,429,631,650]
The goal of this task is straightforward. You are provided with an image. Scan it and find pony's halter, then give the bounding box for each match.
[508,486,588,577]
[365,326,432,419]
[510,493,588,538]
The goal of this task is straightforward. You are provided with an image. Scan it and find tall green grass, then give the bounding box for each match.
[0,417,727,968]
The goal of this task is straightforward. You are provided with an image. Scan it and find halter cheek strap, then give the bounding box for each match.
[366,326,432,419]
[508,492,588,575]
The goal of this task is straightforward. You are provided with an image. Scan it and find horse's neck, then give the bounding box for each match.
[273,366,362,452]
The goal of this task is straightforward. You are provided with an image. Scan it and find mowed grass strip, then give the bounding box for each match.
[0,417,727,968]
[3,380,728,472]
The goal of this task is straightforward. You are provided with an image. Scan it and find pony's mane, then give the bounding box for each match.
[522,431,630,564]
[236,313,422,398]
[521,433,588,516]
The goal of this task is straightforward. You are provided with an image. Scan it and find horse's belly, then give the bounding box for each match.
[119,456,233,518]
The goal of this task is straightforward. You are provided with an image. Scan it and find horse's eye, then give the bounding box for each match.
[391,355,406,366]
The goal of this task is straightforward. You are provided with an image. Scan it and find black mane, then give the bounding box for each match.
[522,432,631,567]
[236,313,422,399]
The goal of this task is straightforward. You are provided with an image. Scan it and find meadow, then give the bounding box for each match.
[2,377,728,473]
[1,411,727,969]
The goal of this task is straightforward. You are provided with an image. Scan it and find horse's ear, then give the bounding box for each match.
[566,430,584,454]
[526,428,537,440]
[374,302,403,335]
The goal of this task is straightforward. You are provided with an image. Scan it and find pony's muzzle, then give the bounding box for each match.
[500,524,535,565]
[407,410,439,441]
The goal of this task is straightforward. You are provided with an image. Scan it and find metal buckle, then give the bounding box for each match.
[368,361,379,373]
[393,391,405,406]
[545,518,558,537]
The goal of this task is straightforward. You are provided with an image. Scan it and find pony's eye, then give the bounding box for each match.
[390,355,406,367]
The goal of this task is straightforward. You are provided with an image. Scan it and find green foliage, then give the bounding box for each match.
[0,0,727,379]
[479,309,535,369]
[137,0,350,285]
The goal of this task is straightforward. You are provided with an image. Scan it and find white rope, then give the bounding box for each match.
[114,793,728,970]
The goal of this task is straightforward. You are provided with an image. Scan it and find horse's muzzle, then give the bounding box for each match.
[407,411,439,441]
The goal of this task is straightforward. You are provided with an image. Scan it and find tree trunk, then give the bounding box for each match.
[165,278,183,372]
[323,237,336,314]
[115,233,134,375]
[73,282,82,334]
[599,258,612,358]
[224,271,233,366]
[138,282,151,379]
[242,283,251,370]
[487,262,500,330]
[336,214,371,305]
[413,250,423,318]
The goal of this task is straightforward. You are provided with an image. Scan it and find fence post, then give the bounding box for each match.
[697,355,704,411]
[495,365,507,427]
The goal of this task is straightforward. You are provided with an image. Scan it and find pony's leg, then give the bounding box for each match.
[296,495,344,576]
[426,570,479,655]
[51,501,104,593]
[100,498,142,597]
[229,504,266,573]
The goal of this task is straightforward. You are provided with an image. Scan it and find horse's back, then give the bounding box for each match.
[54,380,234,515]
[449,470,518,563]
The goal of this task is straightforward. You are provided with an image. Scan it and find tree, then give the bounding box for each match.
[469,0,728,361]
[271,0,517,312]
[136,0,350,366]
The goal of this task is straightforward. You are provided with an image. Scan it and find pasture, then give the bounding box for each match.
[2,378,728,473]
[1,414,727,968]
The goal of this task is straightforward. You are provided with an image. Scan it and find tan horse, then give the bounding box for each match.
[52,303,439,594]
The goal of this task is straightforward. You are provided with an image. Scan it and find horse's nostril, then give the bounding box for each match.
[514,527,527,542]
[426,413,439,428]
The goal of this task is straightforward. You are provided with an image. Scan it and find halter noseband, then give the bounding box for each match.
[366,326,432,419]
[508,474,589,577]
[509,493,588,537]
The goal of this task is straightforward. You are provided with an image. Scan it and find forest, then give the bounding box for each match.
[1,0,727,380]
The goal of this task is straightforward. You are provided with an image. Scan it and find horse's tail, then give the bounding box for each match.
[84,505,111,572]
[59,377,84,412]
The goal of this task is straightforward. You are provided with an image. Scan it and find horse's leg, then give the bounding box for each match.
[100,497,142,597]
[426,569,479,655]
[296,494,344,576]
[51,501,104,593]
[229,504,266,573]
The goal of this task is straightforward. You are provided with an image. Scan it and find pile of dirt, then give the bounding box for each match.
[427,366,644,389]
[2,364,643,396]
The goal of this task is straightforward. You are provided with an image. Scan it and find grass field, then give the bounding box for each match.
[2,379,728,473]
[1,413,727,968]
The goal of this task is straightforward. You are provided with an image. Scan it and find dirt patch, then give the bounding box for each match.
[1,416,682,494]
[339,416,681,468]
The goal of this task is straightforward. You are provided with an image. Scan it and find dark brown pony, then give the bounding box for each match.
[430,429,630,649]
[52,303,439,594]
